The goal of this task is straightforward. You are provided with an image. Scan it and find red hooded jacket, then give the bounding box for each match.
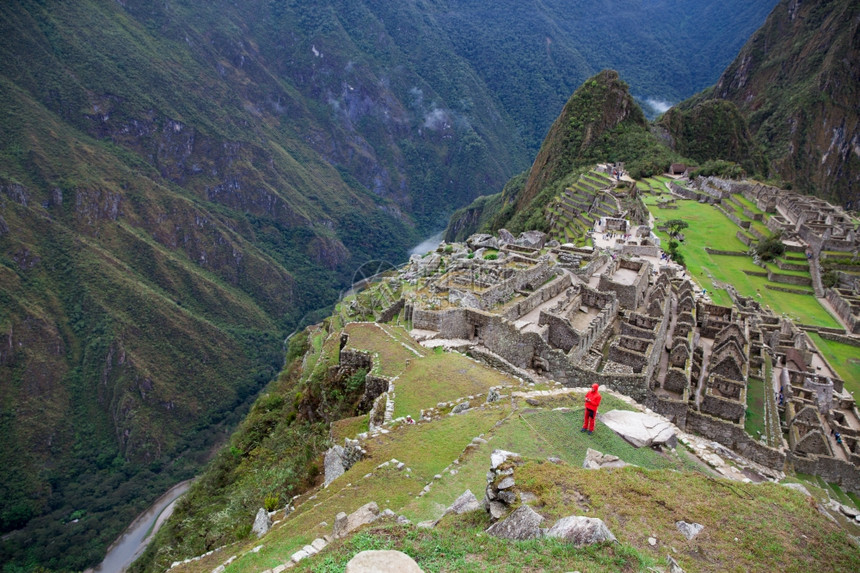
[585,384,602,411]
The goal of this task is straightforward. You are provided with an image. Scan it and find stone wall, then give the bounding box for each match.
[704,248,747,256]
[701,391,745,423]
[340,348,373,371]
[825,288,860,334]
[599,259,649,309]
[767,269,812,287]
[378,298,405,323]
[788,452,860,493]
[618,244,661,258]
[503,274,572,322]
[479,260,554,309]
[646,394,689,427]
[686,411,786,470]
[539,311,581,353]
[608,337,651,373]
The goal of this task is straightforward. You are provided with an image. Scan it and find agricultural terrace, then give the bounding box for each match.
[643,194,840,328]
[808,333,860,394]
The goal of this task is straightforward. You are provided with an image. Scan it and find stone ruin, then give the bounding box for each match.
[354,200,860,491]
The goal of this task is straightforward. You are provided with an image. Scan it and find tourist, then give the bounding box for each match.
[581,383,602,435]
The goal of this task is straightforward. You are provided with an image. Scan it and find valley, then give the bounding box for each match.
[2,0,858,570]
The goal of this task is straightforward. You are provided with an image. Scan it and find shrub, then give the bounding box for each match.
[484,253,498,260]
[755,233,786,261]
[264,493,280,512]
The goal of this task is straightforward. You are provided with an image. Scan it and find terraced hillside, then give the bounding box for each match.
[641,188,839,329]
[545,169,618,246]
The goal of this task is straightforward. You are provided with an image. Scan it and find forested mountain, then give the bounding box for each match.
[666,0,859,205]
[0,1,778,569]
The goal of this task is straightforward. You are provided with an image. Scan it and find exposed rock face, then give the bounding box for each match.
[708,0,859,204]
[252,508,272,538]
[599,410,677,448]
[486,505,545,540]
[345,550,424,573]
[545,516,617,546]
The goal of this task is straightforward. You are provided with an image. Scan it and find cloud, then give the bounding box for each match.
[423,108,450,130]
[643,98,673,114]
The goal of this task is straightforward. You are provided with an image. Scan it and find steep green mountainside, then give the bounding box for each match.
[0,1,781,569]
[657,100,768,176]
[436,0,780,149]
[447,71,685,240]
[673,0,859,205]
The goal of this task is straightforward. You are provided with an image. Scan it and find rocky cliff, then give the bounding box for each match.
[682,0,859,204]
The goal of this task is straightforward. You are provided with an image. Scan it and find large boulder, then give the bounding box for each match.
[599,410,677,448]
[324,445,346,486]
[486,505,545,540]
[333,502,380,539]
[545,516,617,546]
[467,234,499,250]
[516,230,547,249]
[498,229,516,244]
[252,507,272,538]
[345,550,424,573]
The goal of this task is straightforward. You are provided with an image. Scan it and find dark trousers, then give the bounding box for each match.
[583,408,596,432]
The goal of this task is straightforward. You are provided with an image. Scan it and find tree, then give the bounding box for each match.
[755,233,785,262]
[665,219,689,238]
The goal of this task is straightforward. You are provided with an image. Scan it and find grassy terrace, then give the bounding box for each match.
[644,195,840,328]
[808,333,860,391]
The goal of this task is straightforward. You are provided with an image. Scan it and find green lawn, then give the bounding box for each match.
[808,333,860,390]
[645,196,840,328]
[745,377,766,438]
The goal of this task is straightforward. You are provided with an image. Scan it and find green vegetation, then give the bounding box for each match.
[658,100,767,177]
[808,333,860,390]
[644,196,839,327]
[756,233,787,262]
[677,0,858,205]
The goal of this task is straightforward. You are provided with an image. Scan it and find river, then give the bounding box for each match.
[409,230,445,256]
[90,230,446,572]
[87,480,193,573]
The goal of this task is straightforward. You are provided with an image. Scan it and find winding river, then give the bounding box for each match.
[90,229,447,572]
[409,230,446,256]
[87,480,192,573]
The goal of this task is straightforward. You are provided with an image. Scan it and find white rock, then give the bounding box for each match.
[290,549,309,562]
[345,550,423,572]
[545,515,617,546]
[599,410,676,448]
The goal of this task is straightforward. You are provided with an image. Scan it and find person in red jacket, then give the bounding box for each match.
[582,383,602,434]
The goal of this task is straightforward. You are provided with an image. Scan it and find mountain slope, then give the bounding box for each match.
[681,0,859,204]
[0,1,782,569]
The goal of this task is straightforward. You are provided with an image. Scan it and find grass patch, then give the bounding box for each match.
[331,415,369,443]
[745,377,766,438]
[344,322,424,377]
[515,462,860,573]
[808,333,860,390]
[393,351,519,419]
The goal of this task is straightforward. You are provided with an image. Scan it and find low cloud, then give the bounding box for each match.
[643,98,673,114]
[423,108,450,130]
